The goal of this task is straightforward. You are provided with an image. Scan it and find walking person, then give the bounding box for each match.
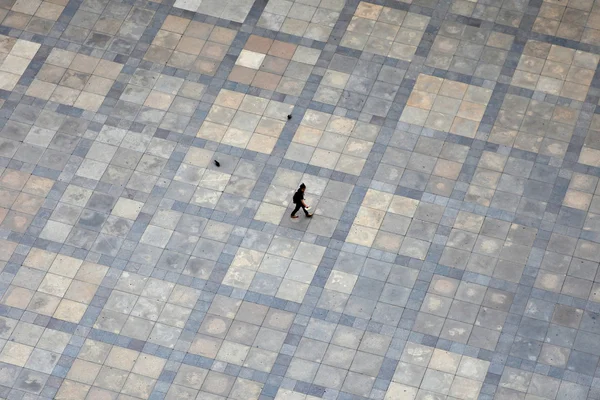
[291,183,313,219]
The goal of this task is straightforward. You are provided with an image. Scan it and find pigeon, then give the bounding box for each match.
[214,160,220,167]
[287,115,292,120]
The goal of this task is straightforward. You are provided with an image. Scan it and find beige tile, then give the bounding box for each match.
[121,373,156,398]
[84,75,113,95]
[0,342,33,366]
[78,339,112,364]
[0,170,28,190]
[94,366,128,392]
[112,197,144,220]
[176,36,205,55]
[75,262,108,284]
[214,89,244,109]
[449,376,481,400]
[12,0,41,15]
[93,59,122,79]
[49,85,78,105]
[11,193,43,215]
[53,299,87,322]
[67,359,101,384]
[1,286,34,308]
[162,15,191,34]
[385,382,417,400]
[355,206,385,229]
[255,202,286,225]
[55,380,90,400]
[23,248,56,270]
[209,26,236,44]
[564,190,592,210]
[35,2,63,20]
[69,54,99,74]
[105,346,139,370]
[132,354,166,378]
[0,36,17,54]
[534,270,564,292]
[74,91,104,111]
[388,195,419,217]
[153,30,181,49]
[355,2,383,19]
[457,356,489,381]
[184,21,214,39]
[275,279,309,303]
[580,147,600,167]
[46,48,75,67]
[145,45,173,64]
[429,349,461,374]
[221,127,252,148]
[39,273,71,297]
[0,54,29,74]
[236,49,266,69]
[25,79,56,99]
[399,106,429,125]
[247,133,278,154]
[2,12,32,30]
[64,280,97,304]
[325,270,358,294]
[189,334,222,358]
[46,255,80,278]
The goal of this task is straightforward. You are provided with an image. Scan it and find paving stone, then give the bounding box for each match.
[0,0,599,398]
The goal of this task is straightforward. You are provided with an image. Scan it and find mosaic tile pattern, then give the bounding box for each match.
[0,34,40,91]
[0,0,66,35]
[197,89,294,153]
[426,21,515,81]
[511,40,600,101]
[1,0,600,398]
[490,93,579,157]
[533,0,600,44]
[173,0,254,22]
[26,48,123,111]
[580,114,600,168]
[286,110,377,175]
[401,73,493,138]
[313,60,406,120]
[229,35,321,95]
[340,2,429,61]
[257,0,345,41]
[450,0,527,27]
[145,15,237,75]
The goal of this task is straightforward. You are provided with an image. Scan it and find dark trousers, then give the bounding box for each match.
[291,202,309,217]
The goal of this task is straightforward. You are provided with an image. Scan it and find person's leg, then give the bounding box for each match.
[291,203,301,217]
[301,205,312,217]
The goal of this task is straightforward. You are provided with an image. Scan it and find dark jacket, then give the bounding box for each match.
[293,190,304,204]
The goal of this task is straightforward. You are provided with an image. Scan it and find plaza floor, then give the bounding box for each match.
[0,0,599,398]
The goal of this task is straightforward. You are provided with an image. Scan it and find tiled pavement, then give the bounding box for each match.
[0,0,600,399]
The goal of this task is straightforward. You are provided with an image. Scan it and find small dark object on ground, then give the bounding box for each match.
[287,115,292,120]
[214,160,220,167]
